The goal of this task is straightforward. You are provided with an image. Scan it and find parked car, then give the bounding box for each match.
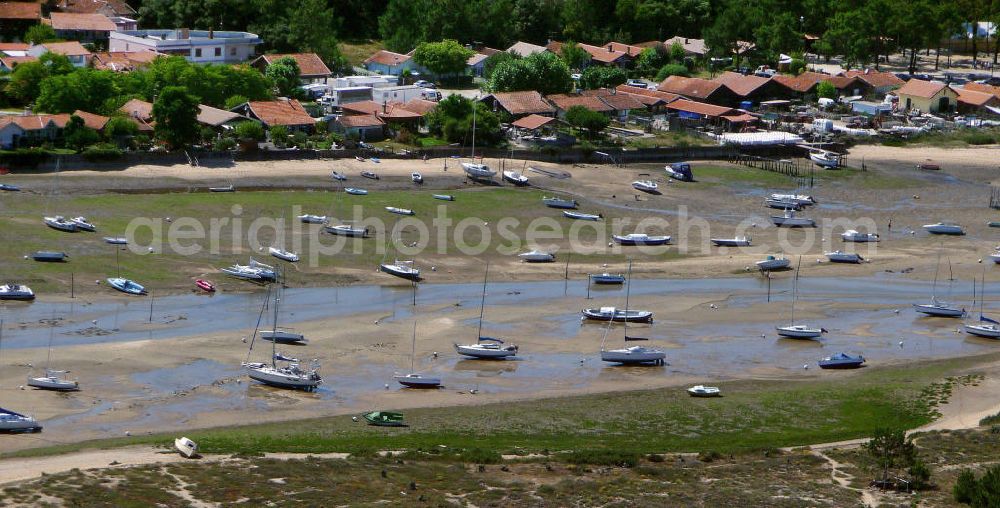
[625,79,647,88]
[414,80,435,88]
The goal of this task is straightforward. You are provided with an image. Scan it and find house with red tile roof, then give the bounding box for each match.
[231,99,316,132]
[506,41,549,57]
[57,0,136,18]
[331,114,384,141]
[45,12,116,43]
[71,110,110,131]
[0,114,72,149]
[363,50,420,76]
[663,36,708,57]
[963,82,1000,99]
[340,100,423,129]
[658,76,738,106]
[896,79,957,113]
[479,91,556,119]
[511,114,557,131]
[954,87,1000,114]
[91,50,158,71]
[546,41,634,68]
[0,2,42,40]
[0,55,37,72]
[839,69,904,94]
[251,53,332,84]
[545,93,616,122]
[612,84,680,113]
[27,41,92,67]
[712,71,795,104]
[579,88,646,121]
[665,99,749,130]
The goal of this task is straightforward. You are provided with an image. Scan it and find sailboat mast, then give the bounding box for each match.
[470,99,477,160]
[271,285,279,367]
[410,321,416,373]
[981,268,987,319]
[791,256,802,325]
[477,261,489,340]
[624,259,632,341]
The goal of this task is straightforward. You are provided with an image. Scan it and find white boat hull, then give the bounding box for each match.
[44,217,77,232]
[841,231,878,242]
[269,247,299,262]
[826,252,863,263]
[394,374,441,388]
[601,346,665,365]
[261,330,307,343]
[462,162,496,178]
[246,365,321,390]
[454,343,517,359]
[965,323,1000,338]
[0,411,41,432]
[776,325,824,339]
[687,386,721,397]
[756,259,790,271]
[519,252,555,262]
[913,304,965,317]
[27,375,79,391]
[923,224,964,235]
[175,437,198,458]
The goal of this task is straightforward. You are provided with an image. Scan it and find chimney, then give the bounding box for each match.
[607,44,612,51]
[684,38,689,44]
[382,100,387,114]
[208,27,214,39]
[177,28,189,39]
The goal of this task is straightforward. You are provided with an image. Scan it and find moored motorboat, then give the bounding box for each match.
[769,193,815,206]
[687,385,721,397]
[325,224,369,237]
[590,273,625,285]
[518,250,555,262]
[818,353,865,369]
[826,251,864,263]
[756,256,790,271]
[70,216,96,231]
[461,162,496,179]
[363,411,405,426]
[380,260,420,280]
[103,237,128,245]
[0,283,34,300]
[563,210,602,221]
[43,216,77,232]
[809,150,841,168]
[432,194,454,201]
[331,171,347,181]
[0,407,41,433]
[542,196,578,209]
[923,222,964,235]
[503,170,529,186]
[582,306,653,323]
[27,370,79,391]
[841,230,879,242]
[361,170,379,180]
[764,198,803,210]
[632,180,658,193]
[174,437,198,458]
[771,209,816,227]
[298,214,327,224]
[269,247,299,263]
[385,206,415,216]
[106,277,146,295]
[711,237,751,247]
[345,187,368,195]
[612,233,671,246]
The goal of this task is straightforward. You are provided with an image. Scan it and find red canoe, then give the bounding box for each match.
[195,279,216,292]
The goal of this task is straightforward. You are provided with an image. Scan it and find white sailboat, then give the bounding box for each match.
[965,272,1000,339]
[600,260,665,365]
[461,100,496,179]
[913,256,965,317]
[395,322,442,387]
[776,257,825,339]
[27,316,80,391]
[0,321,42,432]
[454,262,518,359]
[260,286,306,344]
[243,286,321,390]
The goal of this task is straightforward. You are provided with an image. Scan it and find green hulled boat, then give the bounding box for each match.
[363,411,405,427]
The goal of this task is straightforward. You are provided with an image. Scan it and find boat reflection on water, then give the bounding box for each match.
[453,359,519,377]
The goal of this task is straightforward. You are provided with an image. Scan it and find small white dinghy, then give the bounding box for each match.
[503,170,529,186]
[298,214,327,224]
[104,236,128,245]
[385,206,415,216]
[687,385,721,397]
[756,256,790,271]
[519,250,555,262]
[563,210,602,221]
[269,247,300,262]
[44,216,77,232]
[770,209,815,228]
[841,230,878,242]
[923,222,964,235]
[174,436,198,458]
[331,171,347,181]
[632,180,658,193]
[70,216,96,231]
[345,188,368,195]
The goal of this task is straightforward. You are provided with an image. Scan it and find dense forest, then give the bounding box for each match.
[128,0,999,70]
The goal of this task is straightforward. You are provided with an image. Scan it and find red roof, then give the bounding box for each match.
[363,50,411,67]
[58,0,135,16]
[247,99,315,127]
[666,99,736,118]
[721,113,757,123]
[840,69,904,89]
[91,50,158,71]
[546,93,614,113]
[341,100,422,120]
[580,88,645,111]
[255,53,331,77]
[954,87,997,107]
[613,84,680,104]
[604,42,645,58]
[119,98,153,121]
[713,71,773,97]
[577,42,630,64]
[482,91,555,116]
[964,82,1000,99]
[0,2,41,20]
[511,114,556,130]
[48,12,116,31]
[0,42,29,51]
[400,98,437,116]
[39,41,91,56]
[0,114,71,131]
[897,79,949,98]
[336,115,384,128]
[0,55,37,69]
[658,76,726,100]
[71,110,109,130]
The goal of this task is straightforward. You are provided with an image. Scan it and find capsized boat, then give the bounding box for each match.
[563,210,602,221]
[0,283,34,301]
[174,437,198,458]
[380,260,420,281]
[325,224,369,237]
[106,277,146,295]
[771,209,816,228]
[542,196,578,209]
[818,353,865,369]
[298,214,327,224]
[363,411,405,426]
[0,407,41,433]
[756,255,790,271]
[923,222,965,235]
[31,251,67,262]
[841,230,879,242]
[70,216,96,231]
[612,233,671,246]
[503,170,529,186]
[582,306,653,323]
[687,385,721,397]
[826,251,864,263]
[27,369,79,391]
[43,216,77,232]
[518,250,555,262]
[269,247,299,263]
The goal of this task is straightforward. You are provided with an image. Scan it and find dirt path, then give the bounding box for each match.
[809,449,881,507]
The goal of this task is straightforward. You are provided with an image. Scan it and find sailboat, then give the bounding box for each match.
[454,262,519,359]
[395,322,442,387]
[0,321,42,432]
[260,285,306,344]
[106,246,146,295]
[461,100,496,179]
[379,235,420,281]
[776,257,826,339]
[913,255,965,317]
[243,286,321,390]
[27,315,79,391]
[600,260,665,365]
[964,271,1000,338]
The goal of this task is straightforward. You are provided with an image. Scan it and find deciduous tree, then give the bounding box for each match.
[152,86,200,149]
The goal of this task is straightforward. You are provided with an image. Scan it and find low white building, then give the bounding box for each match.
[372,85,440,104]
[109,29,262,64]
[333,75,397,89]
